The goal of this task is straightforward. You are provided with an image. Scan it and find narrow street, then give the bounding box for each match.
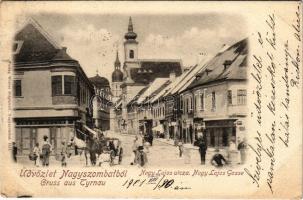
[17,131,202,168]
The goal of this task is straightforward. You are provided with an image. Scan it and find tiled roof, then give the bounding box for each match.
[187,38,248,89]
[127,78,171,107]
[129,59,182,84]
[127,86,149,107]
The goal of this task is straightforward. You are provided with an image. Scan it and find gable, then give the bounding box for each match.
[14,23,60,63]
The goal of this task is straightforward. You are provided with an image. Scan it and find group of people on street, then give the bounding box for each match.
[29,135,73,167]
[31,135,53,167]
[131,134,149,167]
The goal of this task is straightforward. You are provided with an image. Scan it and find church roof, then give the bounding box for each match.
[112,51,123,82]
[112,69,123,82]
[89,74,110,88]
[187,38,248,90]
[124,17,137,41]
[129,59,182,84]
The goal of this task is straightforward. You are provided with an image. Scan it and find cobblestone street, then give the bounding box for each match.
[17,131,202,168]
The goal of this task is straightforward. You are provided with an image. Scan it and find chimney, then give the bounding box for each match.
[169,72,176,82]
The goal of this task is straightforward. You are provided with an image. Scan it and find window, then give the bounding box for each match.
[194,95,198,111]
[51,76,62,96]
[12,41,24,54]
[237,89,247,105]
[200,92,205,111]
[211,91,216,110]
[129,50,134,59]
[190,97,193,111]
[186,99,189,113]
[64,75,75,95]
[52,75,76,96]
[14,80,22,97]
[227,90,232,105]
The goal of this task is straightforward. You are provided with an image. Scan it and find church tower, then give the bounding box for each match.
[111,51,123,103]
[124,17,139,69]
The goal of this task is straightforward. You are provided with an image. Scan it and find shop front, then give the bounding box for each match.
[14,118,76,155]
[203,119,240,164]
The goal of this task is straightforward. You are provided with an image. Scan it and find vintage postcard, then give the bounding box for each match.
[0,1,302,198]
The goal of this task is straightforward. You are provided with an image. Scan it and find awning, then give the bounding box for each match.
[83,125,98,136]
[152,124,164,133]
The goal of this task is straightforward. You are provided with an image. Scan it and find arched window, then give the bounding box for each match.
[129,50,134,59]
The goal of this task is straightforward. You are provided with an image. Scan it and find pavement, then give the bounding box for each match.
[16,131,204,168]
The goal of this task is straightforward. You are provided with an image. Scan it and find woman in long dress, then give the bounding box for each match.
[33,143,41,167]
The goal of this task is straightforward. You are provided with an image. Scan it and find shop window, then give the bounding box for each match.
[237,89,247,105]
[14,80,22,97]
[64,75,76,95]
[52,76,62,96]
[222,129,229,146]
[210,130,215,146]
[129,50,134,59]
[227,90,232,105]
[211,91,216,111]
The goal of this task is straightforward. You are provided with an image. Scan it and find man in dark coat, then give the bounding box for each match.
[198,139,207,164]
[12,142,18,162]
[211,149,227,167]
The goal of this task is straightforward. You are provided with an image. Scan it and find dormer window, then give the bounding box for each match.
[129,50,134,59]
[223,60,233,70]
[12,41,24,54]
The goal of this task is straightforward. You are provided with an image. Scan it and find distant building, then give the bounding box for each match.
[112,17,183,134]
[13,20,94,155]
[89,73,111,131]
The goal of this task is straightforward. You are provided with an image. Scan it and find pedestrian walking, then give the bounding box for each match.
[237,138,247,164]
[116,141,123,165]
[177,141,184,157]
[131,136,139,165]
[41,135,52,167]
[198,139,207,164]
[136,146,148,167]
[33,143,41,167]
[12,142,18,162]
[148,132,153,146]
[61,141,68,167]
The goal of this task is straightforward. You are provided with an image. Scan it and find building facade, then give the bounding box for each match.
[185,38,248,159]
[13,20,94,155]
[89,74,111,131]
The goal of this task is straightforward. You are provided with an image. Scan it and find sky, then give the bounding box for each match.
[22,13,247,83]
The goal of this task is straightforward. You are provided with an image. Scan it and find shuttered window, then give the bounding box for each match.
[237,89,247,105]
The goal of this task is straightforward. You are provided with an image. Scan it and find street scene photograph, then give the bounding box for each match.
[11,13,248,168]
